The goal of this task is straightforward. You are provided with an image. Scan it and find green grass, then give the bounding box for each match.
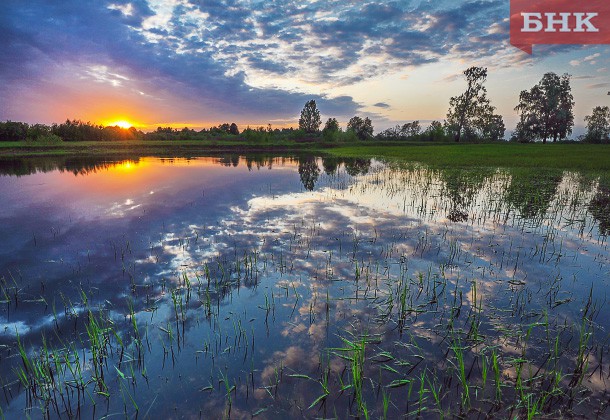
[1,140,610,171]
[328,143,610,171]
[0,139,327,157]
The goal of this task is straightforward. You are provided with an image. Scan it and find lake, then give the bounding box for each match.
[0,155,609,418]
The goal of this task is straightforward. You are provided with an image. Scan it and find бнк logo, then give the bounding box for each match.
[511,0,610,53]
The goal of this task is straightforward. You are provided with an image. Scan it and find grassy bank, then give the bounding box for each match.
[330,143,610,171]
[1,141,610,171]
[0,139,327,157]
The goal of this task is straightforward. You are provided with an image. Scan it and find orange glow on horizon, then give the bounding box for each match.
[106,120,133,129]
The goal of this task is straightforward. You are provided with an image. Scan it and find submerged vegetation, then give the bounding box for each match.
[0,156,609,418]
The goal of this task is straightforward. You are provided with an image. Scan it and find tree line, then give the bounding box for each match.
[296,67,607,144]
[1,67,609,143]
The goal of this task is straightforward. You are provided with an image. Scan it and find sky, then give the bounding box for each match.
[1,0,609,134]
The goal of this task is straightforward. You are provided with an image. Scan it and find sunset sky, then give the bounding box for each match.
[1,0,609,134]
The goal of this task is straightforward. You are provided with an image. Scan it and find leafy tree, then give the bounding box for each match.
[376,125,401,141]
[479,113,506,142]
[229,123,239,135]
[0,121,29,141]
[26,124,51,141]
[323,117,340,132]
[446,67,505,142]
[242,126,271,143]
[376,121,422,141]
[513,73,574,143]
[299,100,322,133]
[179,127,195,140]
[347,116,373,140]
[402,121,421,138]
[322,118,341,142]
[422,121,447,142]
[583,106,610,143]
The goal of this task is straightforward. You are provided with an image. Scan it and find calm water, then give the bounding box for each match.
[0,156,609,418]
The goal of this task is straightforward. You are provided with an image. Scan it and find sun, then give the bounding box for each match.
[108,120,133,129]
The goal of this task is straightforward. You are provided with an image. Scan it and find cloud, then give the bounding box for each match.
[0,0,536,124]
[570,52,603,67]
[374,102,391,109]
[586,83,610,90]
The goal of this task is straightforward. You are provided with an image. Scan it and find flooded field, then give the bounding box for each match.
[0,155,609,419]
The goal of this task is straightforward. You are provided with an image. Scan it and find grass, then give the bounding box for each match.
[0,139,328,157]
[328,143,610,171]
[1,140,610,171]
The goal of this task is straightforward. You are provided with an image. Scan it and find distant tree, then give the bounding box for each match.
[513,73,574,143]
[423,121,447,142]
[51,119,101,142]
[376,121,421,141]
[299,100,322,133]
[446,67,504,142]
[583,106,610,143]
[479,113,506,142]
[229,123,239,135]
[376,125,400,141]
[402,121,421,138]
[0,121,29,141]
[26,124,51,141]
[243,126,271,143]
[179,127,195,140]
[322,117,341,142]
[323,118,340,132]
[347,116,373,140]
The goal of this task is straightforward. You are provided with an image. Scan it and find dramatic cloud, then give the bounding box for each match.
[0,0,606,128]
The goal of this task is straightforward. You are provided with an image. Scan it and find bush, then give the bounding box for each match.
[25,134,63,146]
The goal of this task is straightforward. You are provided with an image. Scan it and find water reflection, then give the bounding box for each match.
[589,183,610,236]
[0,156,608,419]
[505,170,563,220]
[297,156,320,191]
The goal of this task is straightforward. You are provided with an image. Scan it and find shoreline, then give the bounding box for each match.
[1,141,609,171]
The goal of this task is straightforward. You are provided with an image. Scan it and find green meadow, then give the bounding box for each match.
[2,141,610,171]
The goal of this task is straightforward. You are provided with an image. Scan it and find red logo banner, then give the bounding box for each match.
[510,0,610,54]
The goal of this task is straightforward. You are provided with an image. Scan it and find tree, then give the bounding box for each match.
[347,116,373,140]
[422,121,447,142]
[322,117,340,142]
[0,121,29,141]
[584,106,610,143]
[446,67,504,142]
[229,123,239,135]
[479,113,506,142]
[299,100,322,133]
[26,124,50,141]
[401,121,421,138]
[323,117,340,132]
[376,121,422,141]
[513,73,574,143]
